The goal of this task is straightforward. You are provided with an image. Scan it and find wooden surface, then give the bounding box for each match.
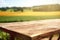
[0,19,60,38]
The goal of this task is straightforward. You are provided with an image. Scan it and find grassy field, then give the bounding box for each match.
[0,11,60,22]
[0,16,60,23]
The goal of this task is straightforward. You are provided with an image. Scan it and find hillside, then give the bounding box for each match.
[32,4,60,11]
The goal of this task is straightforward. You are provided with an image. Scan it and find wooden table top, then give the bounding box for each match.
[0,19,60,37]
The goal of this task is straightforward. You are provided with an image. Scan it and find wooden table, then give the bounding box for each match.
[0,19,60,40]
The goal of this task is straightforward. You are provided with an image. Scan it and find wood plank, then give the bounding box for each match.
[0,19,60,40]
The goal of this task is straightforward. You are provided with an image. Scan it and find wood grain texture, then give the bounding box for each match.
[0,19,60,40]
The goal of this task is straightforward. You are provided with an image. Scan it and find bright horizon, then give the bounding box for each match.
[0,0,60,7]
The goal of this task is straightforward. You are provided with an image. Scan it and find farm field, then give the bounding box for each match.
[0,11,60,22]
[0,11,60,16]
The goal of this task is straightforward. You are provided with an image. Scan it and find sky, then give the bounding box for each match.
[0,0,60,7]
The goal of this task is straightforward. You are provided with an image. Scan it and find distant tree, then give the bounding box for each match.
[0,7,24,12]
[11,7,23,12]
[0,7,7,11]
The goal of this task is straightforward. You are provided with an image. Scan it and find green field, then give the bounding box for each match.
[0,16,60,23]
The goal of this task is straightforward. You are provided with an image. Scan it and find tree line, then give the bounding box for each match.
[0,7,23,12]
